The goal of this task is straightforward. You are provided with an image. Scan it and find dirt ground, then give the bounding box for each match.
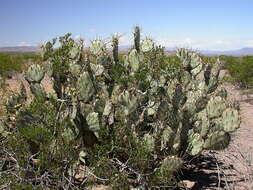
[1,71,253,190]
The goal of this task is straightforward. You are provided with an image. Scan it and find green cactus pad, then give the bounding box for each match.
[111,85,123,104]
[103,101,112,116]
[90,40,105,55]
[69,63,82,77]
[119,90,138,116]
[221,108,240,132]
[77,72,95,102]
[147,101,159,116]
[6,95,23,113]
[191,63,203,76]
[30,83,46,99]
[43,59,53,77]
[143,134,155,152]
[69,41,82,60]
[185,90,206,115]
[176,48,191,67]
[96,53,111,65]
[195,110,210,137]
[189,52,201,69]
[180,71,192,86]
[90,63,104,76]
[160,156,183,174]
[80,103,94,118]
[161,128,174,150]
[206,96,226,118]
[187,132,204,155]
[128,49,140,72]
[204,131,230,150]
[141,39,154,52]
[25,64,45,83]
[62,126,77,143]
[86,112,100,137]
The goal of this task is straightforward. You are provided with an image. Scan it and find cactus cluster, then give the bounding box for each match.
[3,26,240,188]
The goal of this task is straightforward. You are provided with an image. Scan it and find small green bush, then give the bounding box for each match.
[221,55,253,88]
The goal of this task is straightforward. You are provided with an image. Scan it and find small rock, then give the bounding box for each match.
[181,180,196,189]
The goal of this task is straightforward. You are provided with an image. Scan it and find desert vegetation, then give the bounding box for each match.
[0,27,247,189]
[220,55,253,89]
[0,52,40,78]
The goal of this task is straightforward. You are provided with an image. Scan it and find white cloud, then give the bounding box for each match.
[18,41,31,47]
[155,38,253,51]
[118,35,131,46]
[74,34,82,40]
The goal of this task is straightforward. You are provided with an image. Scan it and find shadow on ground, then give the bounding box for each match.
[179,151,245,189]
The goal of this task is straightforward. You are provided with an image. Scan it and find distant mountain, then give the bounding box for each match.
[0,46,37,53]
[200,48,253,56]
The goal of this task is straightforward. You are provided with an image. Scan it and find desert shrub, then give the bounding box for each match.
[0,52,40,78]
[202,56,219,65]
[221,55,253,88]
[0,27,240,189]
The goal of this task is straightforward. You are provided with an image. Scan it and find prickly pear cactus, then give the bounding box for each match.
[141,38,154,52]
[3,26,240,188]
[25,64,45,83]
[5,83,26,113]
[90,40,104,55]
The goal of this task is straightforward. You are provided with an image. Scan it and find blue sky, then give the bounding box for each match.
[1,0,253,50]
